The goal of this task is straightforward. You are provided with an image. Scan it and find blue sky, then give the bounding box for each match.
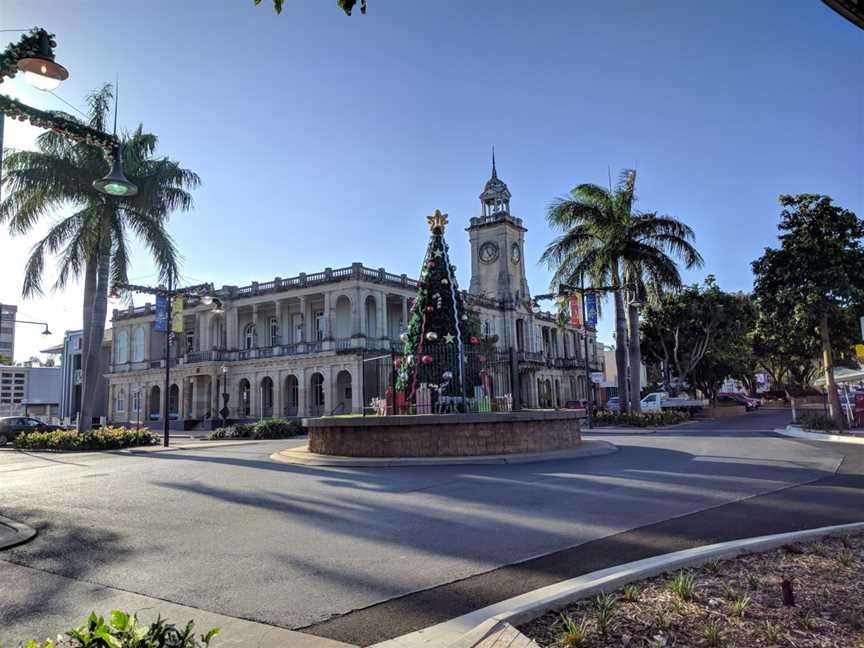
[2,0,862,361]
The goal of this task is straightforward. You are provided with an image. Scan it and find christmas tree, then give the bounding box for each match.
[395,210,479,409]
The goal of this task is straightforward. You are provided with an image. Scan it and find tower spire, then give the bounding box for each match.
[491,146,497,179]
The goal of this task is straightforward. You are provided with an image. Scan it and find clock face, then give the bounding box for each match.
[510,243,521,264]
[479,241,499,264]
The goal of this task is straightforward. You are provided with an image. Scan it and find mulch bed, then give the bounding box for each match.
[519,532,864,647]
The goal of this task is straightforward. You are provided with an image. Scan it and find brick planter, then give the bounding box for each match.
[304,410,583,458]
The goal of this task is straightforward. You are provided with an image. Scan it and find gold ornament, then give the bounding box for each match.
[426,209,449,232]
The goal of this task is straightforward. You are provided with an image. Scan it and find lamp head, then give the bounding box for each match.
[18,30,68,91]
[42,326,51,336]
[93,148,138,197]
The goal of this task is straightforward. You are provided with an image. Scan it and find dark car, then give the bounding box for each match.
[716,393,758,411]
[0,416,64,446]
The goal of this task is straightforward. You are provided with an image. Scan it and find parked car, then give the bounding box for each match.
[604,396,620,413]
[716,393,758,411]
[0,416,65,446]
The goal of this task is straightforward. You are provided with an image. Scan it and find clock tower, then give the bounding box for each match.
[467,151,530,306]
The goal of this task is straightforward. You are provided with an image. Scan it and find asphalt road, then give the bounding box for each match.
[0,410,856,645]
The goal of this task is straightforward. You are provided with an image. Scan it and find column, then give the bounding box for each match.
[227,306,239,350]
[274,300,283,345]
[275,371,283,418]
[352,358,362,414]
[298,368,307,417]
[299,296,308,342]
[251,304,259,348]
[377,291,387,339]
[401,296,408,332]
[353,288,363,336]
[323,292,332,340]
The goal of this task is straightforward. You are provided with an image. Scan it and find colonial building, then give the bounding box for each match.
[107,161,604,428]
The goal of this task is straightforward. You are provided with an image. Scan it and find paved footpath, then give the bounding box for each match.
[1,411,860,646]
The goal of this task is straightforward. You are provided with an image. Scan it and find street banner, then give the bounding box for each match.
[860,315,864,341]
[585,292,598,327]
[154,295,169,332]
[590,371,604,384]
[570,294,582,327]
[171,296,184,333]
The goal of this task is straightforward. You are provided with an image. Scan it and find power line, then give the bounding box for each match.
[47,91,88,119]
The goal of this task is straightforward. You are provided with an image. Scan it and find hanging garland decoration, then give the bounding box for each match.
[0,28,46,84]
[0,94,119,158]
[1,29,118,159]
[441,238,466,390]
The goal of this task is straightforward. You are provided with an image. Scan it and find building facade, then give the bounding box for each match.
[107,162,604,427]
[54,329,111,425]
[0,365,61,419]
[0,304,17,362]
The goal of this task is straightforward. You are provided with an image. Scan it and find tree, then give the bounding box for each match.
[0,84,199,431]
[752,195,864,427]
[257,0,367,16]
[542,169,702,412]
[395,210,476,407]
[0,354,11,366]
[640,276,749,398]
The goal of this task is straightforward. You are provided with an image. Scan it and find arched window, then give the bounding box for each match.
[149,385,160,420]
[261,377,274,417]
[483,320,493,337]
[270,318,279,347]
[168,384,179,418]
[239,379,251,416]
[284,375,299,417]
[310,372,325,416]
[243,323,256,350]
[132,328,145,362]
[115,387,125,413]
[116,330,129,364]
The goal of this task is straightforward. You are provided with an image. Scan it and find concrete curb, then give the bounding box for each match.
[0,514,37,551]
[12,440,270,456]
[269,440,617,467]
[372,521,864,648]
[776,425,864,446]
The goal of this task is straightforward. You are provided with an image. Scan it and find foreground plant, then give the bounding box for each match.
[16,610,218,647]
[557,613,591,648]
[702,620,723,647]
[592,593,617,636]
[728,594,751,618]
[621,584,641,602]
[669,570,697,602]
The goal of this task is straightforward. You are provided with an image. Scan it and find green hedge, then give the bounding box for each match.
[797,411,839,432]
[208,418,302,440]
[594,410,692,428]
[12,426,157,451]
[15,609,218,647]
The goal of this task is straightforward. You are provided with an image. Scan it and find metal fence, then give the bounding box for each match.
[362,346,518,415]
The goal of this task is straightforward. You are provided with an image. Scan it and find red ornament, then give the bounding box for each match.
[427,260,436,268]
[421,355,433,365]
[470,336,479,346]
[426,305,435,313]
[393,358,402,369]
[479,354,486,364]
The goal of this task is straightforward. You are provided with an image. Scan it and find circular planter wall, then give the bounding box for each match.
[304,410,583,458]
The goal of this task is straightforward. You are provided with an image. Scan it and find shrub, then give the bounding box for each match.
[13,426,156,451]
[16,610,218,647]
[702,620,722,647]
[208,419,302,440]
[594,410,691,428]
[797,412,839,432]
[251,418,302,439]
[622,584,641,602]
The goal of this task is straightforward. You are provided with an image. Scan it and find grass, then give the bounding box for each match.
[837,549,856,567]
[728,594,751,618]
[592,593,617,636]
[669,570,697,601]
[557,614,591,648]
[621,584,641,602]
[762,620,780,642]
[703,620,723,647]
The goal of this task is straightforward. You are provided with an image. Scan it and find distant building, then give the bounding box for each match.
[0,365,61,419]
[0,304,17,362]
[107,158,605,428]
[50,329,111,426]
[599,343,648,402]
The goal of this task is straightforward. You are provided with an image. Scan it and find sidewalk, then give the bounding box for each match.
[0,560,355,648]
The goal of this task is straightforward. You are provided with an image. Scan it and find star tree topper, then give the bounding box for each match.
[427,209,449,232]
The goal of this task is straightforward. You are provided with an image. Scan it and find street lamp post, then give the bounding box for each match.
[220,365,229,428]
[115,281,220,447]
[0,304,52,363]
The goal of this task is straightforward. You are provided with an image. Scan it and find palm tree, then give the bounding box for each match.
[542,169,702,412]
[0,84,199,430]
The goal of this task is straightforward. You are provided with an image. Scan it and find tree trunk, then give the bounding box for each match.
[613,288,629,413]
[627,301,641,412]
[79,238,111,432]
[79,257,97,398]
[818,313,845,429]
